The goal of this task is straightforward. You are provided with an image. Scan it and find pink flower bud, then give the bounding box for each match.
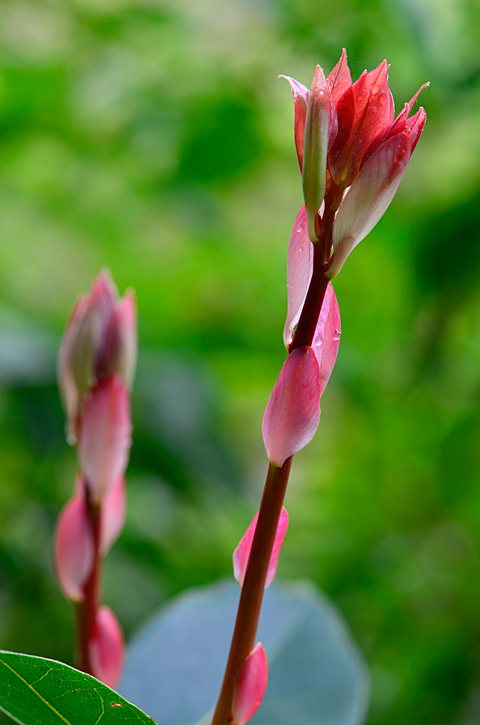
[284,51,427,277]
[58,271,137,441]
[232,643,268,725]
[79,376,131,503]
[58,272,116,437]
[53,494,94,603]
[89,605,124,688]
[262,346,321,467]
[302,65,331,241]
[100,477,126,555]
[233,508,289,588]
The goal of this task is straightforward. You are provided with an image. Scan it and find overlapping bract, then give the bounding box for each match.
[265,284,341,467]
[283,49,427,274]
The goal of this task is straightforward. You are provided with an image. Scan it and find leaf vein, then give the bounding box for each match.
[0,657,72,725]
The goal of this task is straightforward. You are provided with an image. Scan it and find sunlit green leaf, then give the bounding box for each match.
[0,651,155,725]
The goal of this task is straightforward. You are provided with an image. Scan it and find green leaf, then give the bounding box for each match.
[0,651,155,725]
[120,580,369,725]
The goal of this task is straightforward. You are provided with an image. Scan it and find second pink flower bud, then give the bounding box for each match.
[58,270,136,442]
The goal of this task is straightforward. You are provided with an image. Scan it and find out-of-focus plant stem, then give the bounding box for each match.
[75,483,102,675]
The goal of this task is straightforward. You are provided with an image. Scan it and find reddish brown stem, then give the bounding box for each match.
[75,483,102,674]
[211,459,292,725]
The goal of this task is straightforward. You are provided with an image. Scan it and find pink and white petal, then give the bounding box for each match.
[79,376,132,503]
[329,118,425,278]
[100,477,126,555]
[89,606,124,689]
[283,205,313,349]
[53,495,94,603]
[262,347,321,467]
[232,643,268,725]
[233,507,289,588]
[312,283,341,395]
[280,75,309,171]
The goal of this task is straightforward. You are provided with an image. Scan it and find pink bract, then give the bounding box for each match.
[283,205,312,349]
[100,476,127,555]
[233,507,289,588]
[232,643,268,725]
[312,282,341,395]
[89,605,124,689]
[53,495,94,603]
[79,376,132,503]
[262,346,321,467]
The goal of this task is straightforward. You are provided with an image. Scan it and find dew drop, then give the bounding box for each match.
[333,328,342,341]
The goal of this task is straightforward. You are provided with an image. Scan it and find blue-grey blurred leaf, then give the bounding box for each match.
[0,307,56,385]
[120,580,369,725]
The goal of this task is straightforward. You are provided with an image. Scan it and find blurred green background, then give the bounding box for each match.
[0,0,479,723]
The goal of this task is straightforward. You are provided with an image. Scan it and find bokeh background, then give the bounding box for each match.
[0,0,479,723]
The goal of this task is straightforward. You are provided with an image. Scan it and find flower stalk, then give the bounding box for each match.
[211,459,292,725]
[212,49,426,724]
[75,486,102,674]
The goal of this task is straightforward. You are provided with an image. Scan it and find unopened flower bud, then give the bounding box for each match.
[58,271,137,441]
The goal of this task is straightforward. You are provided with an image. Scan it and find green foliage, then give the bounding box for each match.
[0,651,154,725]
